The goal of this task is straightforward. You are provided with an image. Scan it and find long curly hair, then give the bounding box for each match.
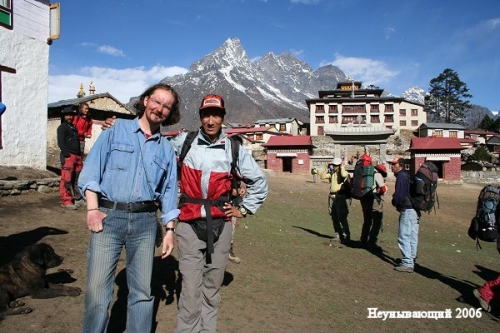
[133,83,181,126]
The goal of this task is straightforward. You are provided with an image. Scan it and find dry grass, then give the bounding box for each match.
[0,172,499,332]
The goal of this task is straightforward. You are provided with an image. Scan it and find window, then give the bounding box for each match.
[411,109,418,116]
[328,116,337,123]
[342,115,357,124]
[399,109,406,116]
[255,133,263,141]
[318,126,324,135]
[316,105,324,113]
[449,130,457,138]
[279,124,286,131]
[411,120,418,126]
[329,105,338,113]
[384,115,394,123]
[342,105,366,113]
[434,130,443,137]
[385,104,394,112]
[400,120,406,126]
[315,116,325,124]
[0,0,12,29]
[370,115,380,123]
[370,104,379,112]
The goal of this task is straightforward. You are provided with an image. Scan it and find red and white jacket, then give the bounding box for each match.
[169,130,268,222]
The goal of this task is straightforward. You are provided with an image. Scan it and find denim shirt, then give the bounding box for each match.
[78,118,179,225]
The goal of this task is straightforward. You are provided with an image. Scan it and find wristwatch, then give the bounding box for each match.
[238,205,248,217]
[165,227,176,233]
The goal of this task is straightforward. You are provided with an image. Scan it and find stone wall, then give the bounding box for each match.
[0,178,59,197]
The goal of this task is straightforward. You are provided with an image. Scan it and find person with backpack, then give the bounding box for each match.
[311,167,318,183]
[360,163,387,252]
[389,157,420,273]
[169,94,268,333]
[320,157,351,244]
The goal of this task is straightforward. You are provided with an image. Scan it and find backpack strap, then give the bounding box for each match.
[178,131,198,165]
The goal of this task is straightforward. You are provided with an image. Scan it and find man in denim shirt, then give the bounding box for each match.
[78,83,181,333]
[390,157,419,273]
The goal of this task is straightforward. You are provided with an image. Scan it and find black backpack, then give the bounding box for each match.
[468,185,500,248]
[410,162,439,213]
[177,131,241,196]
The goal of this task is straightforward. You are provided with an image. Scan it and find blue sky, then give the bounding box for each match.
[49,0,500,111]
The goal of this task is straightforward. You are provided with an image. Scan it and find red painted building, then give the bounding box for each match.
[262,136,313,174]
[409,137,463,181]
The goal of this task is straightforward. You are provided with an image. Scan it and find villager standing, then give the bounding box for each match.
[57,106,82,210]
[320,157,350,244]
[311,166,318,183]
[390,157,419,273]
[73,102,92,155]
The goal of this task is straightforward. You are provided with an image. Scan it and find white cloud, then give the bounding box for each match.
[321,54,399,86]
[98,45,125,57]
[49,65,188,103]
[384,27,395,39]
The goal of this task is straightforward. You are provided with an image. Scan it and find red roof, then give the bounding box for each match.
[263,135,312,147]
[225,126,272,134]
[410,137,463,150]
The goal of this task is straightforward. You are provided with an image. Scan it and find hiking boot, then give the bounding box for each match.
[329,237,341,244]
[473,288,491,313]
[74,199,85,207]
[394,264,413,273]
[229,245,241,264]
[229,253,241,264]
[341,238,351,245]
[61,204,78,210]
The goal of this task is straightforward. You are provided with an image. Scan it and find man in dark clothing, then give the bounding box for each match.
[57,106,82,210]
[390,157,419,273]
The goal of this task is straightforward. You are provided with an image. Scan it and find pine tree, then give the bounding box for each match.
[424,68,472,125]
[479,115,495,131]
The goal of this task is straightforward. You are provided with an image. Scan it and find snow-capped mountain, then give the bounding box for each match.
[144,38,346,130]
[401,86,426,104]
[129,38,446,130]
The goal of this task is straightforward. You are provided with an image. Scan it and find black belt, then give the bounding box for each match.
[99,199,157,213]
[179,194,229,256]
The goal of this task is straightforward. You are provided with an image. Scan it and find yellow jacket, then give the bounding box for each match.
[320,165,348,194]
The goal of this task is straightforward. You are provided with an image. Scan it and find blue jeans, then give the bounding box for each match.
[397,208,419,268]
[82,208,158,333]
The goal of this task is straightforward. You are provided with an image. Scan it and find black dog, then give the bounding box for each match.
[0,243,82,316]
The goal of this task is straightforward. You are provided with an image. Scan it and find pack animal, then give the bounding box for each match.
[0,243,82,317]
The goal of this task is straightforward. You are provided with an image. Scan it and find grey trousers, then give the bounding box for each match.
[175,220,232,333]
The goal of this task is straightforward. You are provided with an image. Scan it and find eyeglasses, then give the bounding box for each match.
[148,98,172,113]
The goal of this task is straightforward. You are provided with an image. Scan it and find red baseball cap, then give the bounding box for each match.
[389,157,405,165]
[199,94,226,114]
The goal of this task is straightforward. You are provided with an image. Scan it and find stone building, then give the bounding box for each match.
[0,0,59,169]
[262,136,313,175]
[306,80,427,137]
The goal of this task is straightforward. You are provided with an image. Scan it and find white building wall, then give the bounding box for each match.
[0,0,50,169]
